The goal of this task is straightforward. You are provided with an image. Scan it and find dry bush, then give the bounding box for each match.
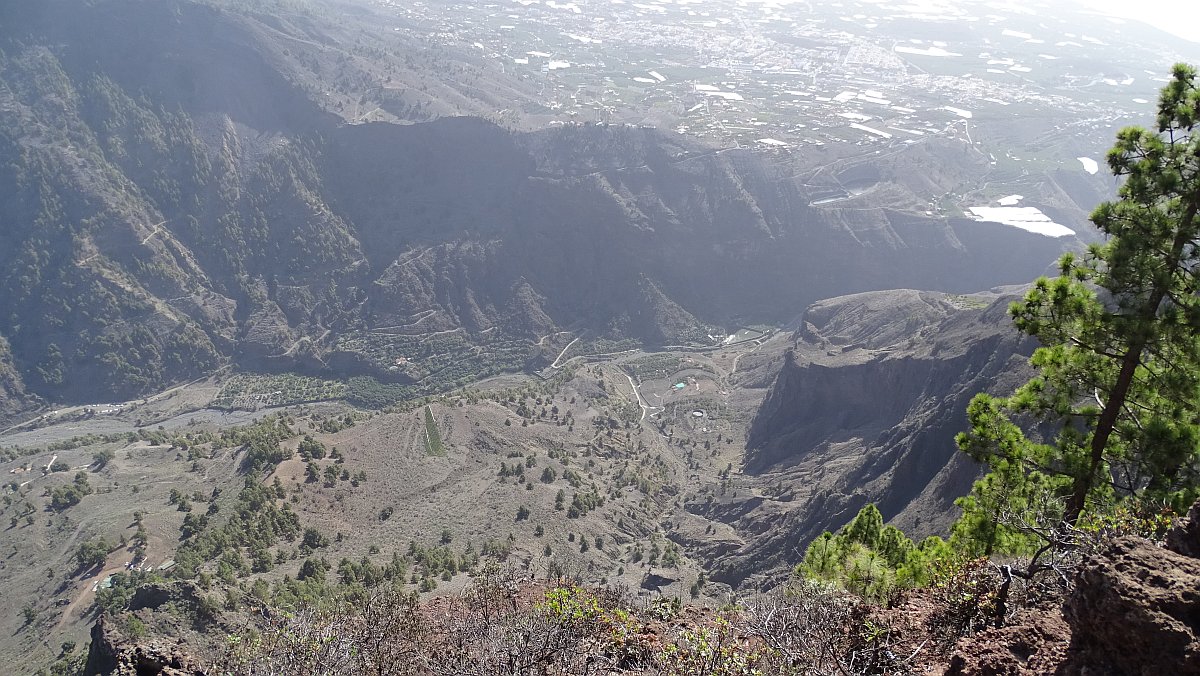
[741,580,920,675]
[218,567,945,675]
[217,589,427,675]
[217,564,648,675]
[923,501,1178,650]
[421,585,602,675]
[925,556,1001,648]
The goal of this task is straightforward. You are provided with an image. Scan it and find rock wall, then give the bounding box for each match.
[703,290,1034,585]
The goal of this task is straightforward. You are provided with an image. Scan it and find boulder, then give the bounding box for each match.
[1063,535,1200,674]
[83,615,205,676]
[945,611,1071,676]
[1166,499,1200,559]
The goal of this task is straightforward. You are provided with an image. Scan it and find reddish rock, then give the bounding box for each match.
[945,609,1070,676]
[1063,536,1200,675]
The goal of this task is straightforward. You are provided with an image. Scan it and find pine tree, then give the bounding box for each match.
[956,64,1200,551]
[795,504,933,601]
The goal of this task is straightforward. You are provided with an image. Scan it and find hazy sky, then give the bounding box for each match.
[1080,0,1200,43]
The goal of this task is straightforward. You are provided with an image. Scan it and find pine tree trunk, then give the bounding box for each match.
[1065,346,1142,523]
[1064,199,1199,524]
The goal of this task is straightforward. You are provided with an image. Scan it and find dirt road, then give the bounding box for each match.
[54,560,128,632]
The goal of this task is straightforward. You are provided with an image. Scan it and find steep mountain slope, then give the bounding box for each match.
[692,289,1034,586]
[0,0,1075,421]
[0,336,33,421]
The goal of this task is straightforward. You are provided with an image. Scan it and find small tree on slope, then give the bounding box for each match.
[955,64,1200,555]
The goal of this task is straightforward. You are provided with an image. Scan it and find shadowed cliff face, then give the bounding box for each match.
[324,118,1073,331]
[697,290,1035,587]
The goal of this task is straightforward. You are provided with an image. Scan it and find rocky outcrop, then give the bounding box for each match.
[83,615,205,676]
[1166,498,1200,559]
[945,611,1071,676]
[942,501,1200,675]
[746,290,1032,478]
[706,289,1034,585]
[1064,535,1200,674]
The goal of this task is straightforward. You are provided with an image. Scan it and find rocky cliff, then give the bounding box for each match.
[948,499,1200,675]
[692,289,1035,586]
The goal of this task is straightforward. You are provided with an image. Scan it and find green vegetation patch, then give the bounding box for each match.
[335,331,534,408]
[211,373,347,410]
[796,504,949,602]
[334,331,532,386]
[345,376,411,409]
[624,354,717,382]
[945,294,990,311]
[423,407,445,457]
[623,354,687,380]
[575,338,641,358]
[170,478,302,581]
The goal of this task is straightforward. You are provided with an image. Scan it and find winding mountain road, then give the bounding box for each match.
[550,337,581,368]
[624,374,661,422]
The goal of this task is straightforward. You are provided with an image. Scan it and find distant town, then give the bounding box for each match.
[375,0,1192,155]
